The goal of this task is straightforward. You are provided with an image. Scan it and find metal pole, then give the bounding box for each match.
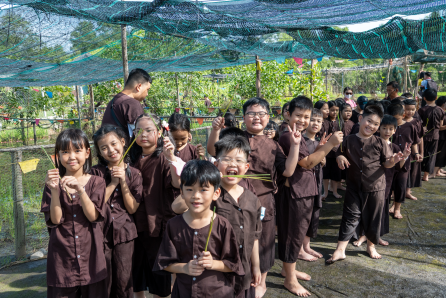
[75,86,82,129]
[121,25,129,83]
[255,55,261,97]
[33,121,37,145]
[89,85,95,135]
[12,151,26,259]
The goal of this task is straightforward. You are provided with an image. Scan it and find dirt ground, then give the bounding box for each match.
[1,176,445,298]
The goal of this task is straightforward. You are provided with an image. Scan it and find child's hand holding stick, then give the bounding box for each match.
[41,146,72,201]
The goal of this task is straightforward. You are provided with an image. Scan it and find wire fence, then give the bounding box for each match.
[0,126,212,267]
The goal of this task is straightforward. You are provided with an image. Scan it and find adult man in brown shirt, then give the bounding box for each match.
[102,68,152,140]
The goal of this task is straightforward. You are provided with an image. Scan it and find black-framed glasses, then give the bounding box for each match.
[245,111,268,118]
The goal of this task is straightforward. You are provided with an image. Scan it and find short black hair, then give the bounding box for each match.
[265,120,279,142]
[327,100,338,109]
[168,113,190,132]
[387,103,405,116]
[403,98,417,106]
[55,129,92,177]
[401,92,413,99]
[288,96,313,115]
[243,97,270,115]
[365,100,384,114]
[381,114,398,129]
[311,108,323,119]
[381,100,391,114]
[436,96,446,107]
[180,160,221,191]
[219,127,246,139]
[425,71,432,77]
[424,88,437,102]
[125,68,152,87]
[314,100,328,110]
[282,102,290,115]
[215,135,251,160]
[224,112,237,128]
[390,98,403,105]
[387,81,399,91]
[363,105,384,119]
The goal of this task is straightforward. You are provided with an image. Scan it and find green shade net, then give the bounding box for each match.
[0,1,446,86]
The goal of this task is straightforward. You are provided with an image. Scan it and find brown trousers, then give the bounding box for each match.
[47,279,107,298]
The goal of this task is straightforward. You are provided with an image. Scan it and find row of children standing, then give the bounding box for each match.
[41,84,445,298]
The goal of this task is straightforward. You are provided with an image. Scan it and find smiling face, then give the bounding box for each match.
[181,182,220,214]
[320,103,329,119]
[328,105,339,121]
[342,106,352,121]
[170,130,191,151]
[358,114,381,137]
[243,104,270,135]
[135,117,161,151]
[289,107,312,132]
[214,148,249,188]
[57,143,90,174]
[97,132,125,165]
[307,115,323,135]
[379,124,396,141]
[404,104,416,119]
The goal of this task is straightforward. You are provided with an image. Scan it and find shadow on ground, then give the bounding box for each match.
[1,177,445,298]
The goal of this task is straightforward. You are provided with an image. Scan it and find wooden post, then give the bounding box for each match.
[205,127,211,158]
[341,71,344,94]
[33,121,37,145]
[20,120,26,146]
[255,55,261,97]
[75,86,82,129]
[89,85,95,135]
[310,59,315,100]
[415,63,425,108]
[325,69,328,92]
[11,151,26,259]
[175,73,180,108]
[386,59,392,84]
[403,56,408,93]
[121,25,129,83]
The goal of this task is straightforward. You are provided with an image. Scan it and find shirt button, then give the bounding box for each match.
[75,236,78,239]
[112,217,114,220]
[115,189,118,192]
[73,214,76,217]
[77,255,80,258]
[360,158,362,160]
[360,148,362,150]
[399,144,402,146]
[111,204,114,208]
[193,277,196,281]
[194,231,198,235]
[360,170,362,173]
[238,208,241,211]
[72,195,75,198]
[194,255,197,259]
[240,226,243,229]
[240,245,243,248]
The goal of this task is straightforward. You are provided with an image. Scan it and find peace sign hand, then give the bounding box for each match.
[315,132,333,151]
[288,123,302,146]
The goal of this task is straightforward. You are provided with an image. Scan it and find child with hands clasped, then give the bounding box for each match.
[90,125,143,298]
[277,96,343,297]
[327,106,405,264]
[129,113,182,298]
[153,160,244,298]
[42,129,108,298]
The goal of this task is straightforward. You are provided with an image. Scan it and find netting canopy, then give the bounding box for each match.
[1,1,446,86]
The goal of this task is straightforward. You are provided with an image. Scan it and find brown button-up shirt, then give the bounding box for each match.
[351,109,361,124]
[40,175,107,287]
[90,164,143,245]
[304,136,323,205]
[211,188,262,293]
[154,215,245,298]
[384,142,403,199]
[339,134,392,192]
[243,131,286,221]
[133,153,175,236]
[278,121,289,137]
[392,122,420,172]
[279,132,318,199]
[176,143,200,162]
[418,105,445,141]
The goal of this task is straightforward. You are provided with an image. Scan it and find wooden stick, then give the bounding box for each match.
[411,151,440,163]
[118,129,143,165]
[41,146,72,201]
[204,206,216,252]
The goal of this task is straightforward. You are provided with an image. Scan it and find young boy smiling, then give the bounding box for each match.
[153,160,244,297]
[328,106,404,263]
[278,96,343,297]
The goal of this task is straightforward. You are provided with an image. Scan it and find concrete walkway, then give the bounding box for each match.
[1,177,445,298]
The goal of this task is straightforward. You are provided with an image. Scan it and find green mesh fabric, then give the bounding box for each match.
[0,1,446,86]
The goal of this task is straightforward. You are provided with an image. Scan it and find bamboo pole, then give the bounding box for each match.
[75,86,82,129]
[403,56,408,93]
[89,85,95,135]
[175,73,180,109]
[310,59,315,100]
[255,55,261,97]
[121,25,129,83]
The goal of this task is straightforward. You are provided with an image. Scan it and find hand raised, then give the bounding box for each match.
[288,123,302,146]
[45,169,60,191]
[196,144,206,159]
[212,116,225,130]
[329,131,344,146]
[163,136,175,160]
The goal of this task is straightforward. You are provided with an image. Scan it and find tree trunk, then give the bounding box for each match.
[121,25,129,83]
[256,55,261,97]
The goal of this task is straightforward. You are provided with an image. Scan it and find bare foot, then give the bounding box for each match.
[304,247,323,258]
[326,249,346,264]
[406,193,418,200]
[353,235,367,247]
[338,184,346,191]
[436,172,446,177]
[284,280,311,297]
[298,250,318,262]
[440,169,446,174]
[393,210,403,219]
[389,205,395,214]
[366,245,382,259]
[332,192,342,199]
[379,239,389,246]
[281,268,311,281]
[321,193,328,201]
[255,284,267,298]
[422,176,429,182]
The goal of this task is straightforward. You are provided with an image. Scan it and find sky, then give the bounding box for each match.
[344,13,430,32]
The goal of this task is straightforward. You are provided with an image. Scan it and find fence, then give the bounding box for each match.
[0,126,212,266]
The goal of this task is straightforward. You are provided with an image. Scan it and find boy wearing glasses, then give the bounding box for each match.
[206,97,301,298]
